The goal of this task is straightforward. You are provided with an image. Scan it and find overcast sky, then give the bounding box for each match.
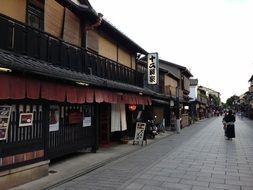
[89,0,253,102]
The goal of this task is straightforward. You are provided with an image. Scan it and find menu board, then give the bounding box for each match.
[0,106,12,140]
[49,105,59,132]
[133,122,146,144]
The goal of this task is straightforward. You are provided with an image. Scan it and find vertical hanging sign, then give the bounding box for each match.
[147,53,159,84]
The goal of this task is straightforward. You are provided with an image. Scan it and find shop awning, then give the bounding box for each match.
[0,74,151,105]
[152,98,170,105]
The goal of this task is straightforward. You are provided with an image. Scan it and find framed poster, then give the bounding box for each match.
[0,106,12,140]
[0,128,7,140]
[133,122,146,144]
[19,113,33,127]
[0,106,11,117]
[0,117,9,128]
[49,105,59,132]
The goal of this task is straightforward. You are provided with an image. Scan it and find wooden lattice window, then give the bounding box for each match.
[27,0,44,30]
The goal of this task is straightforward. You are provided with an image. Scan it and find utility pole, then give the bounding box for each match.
[176,86,181,133]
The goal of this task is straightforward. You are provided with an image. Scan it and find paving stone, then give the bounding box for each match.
[209,182,241,190]
[125,182,144,190]
[141,185,174,190]
[153,176,181,183]
[211,174,239,180]
[196,176,225,184]
[134,178,163,186]
[180,179,209,187]
[226,172,253,177]
[226,179,253,187]
[239,176,253,182]
[161,182,192,190]
[241,186,253,190]
[139,174,155,180]
[192,186,222,190]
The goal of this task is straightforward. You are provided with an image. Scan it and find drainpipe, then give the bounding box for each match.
[60,7,66,39]
[85,13,103,31]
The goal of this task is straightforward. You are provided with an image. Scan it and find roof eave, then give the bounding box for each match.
[100,20,148,55]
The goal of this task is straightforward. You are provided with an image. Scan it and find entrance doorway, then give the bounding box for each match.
[98,103,111,146]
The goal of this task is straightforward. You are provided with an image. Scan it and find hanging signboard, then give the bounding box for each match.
[19,113,33,127]
[68,112,82,124]
[147,53,159,84]
[133,122,146,145]
[0,106,12,140]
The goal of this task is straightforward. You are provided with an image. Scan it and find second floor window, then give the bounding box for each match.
[27,0,44,30]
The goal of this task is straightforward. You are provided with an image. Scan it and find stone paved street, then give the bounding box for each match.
[51,116,253,190]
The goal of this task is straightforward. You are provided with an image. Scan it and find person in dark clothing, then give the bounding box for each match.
[222,112,227,136]
[223,110,236,140]
[139,109,155,140]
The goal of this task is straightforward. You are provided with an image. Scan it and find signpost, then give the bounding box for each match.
[133,122,146,146]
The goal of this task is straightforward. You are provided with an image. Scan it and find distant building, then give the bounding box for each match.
[189,79,221,121]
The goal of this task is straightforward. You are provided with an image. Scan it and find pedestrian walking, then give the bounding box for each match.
[222,112,227,136]
[223,110,236,140]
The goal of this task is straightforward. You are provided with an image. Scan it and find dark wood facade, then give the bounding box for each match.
[0,1,195,188]
[0,0,151,178]
[0,13,144,87]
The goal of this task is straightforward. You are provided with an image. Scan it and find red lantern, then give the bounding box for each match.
[128,104,136,112]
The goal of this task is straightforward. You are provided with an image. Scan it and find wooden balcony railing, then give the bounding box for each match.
[0,14,144,87]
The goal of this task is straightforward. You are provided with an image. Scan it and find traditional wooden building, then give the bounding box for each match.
[159,60,192,129]
[189,81,222,121]
[189,79,208,121]
[0,0,154,188]
[136,58,169,131]
[135,56,193,131]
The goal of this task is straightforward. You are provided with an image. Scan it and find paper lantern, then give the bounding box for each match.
[128,104,136,112]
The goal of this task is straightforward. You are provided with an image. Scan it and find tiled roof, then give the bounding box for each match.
[249,75,253,82]
[0,49,164,98]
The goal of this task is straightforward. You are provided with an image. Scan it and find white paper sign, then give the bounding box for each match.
[83,117,91,127]
[133,122,146,143]
[49,105,59,132]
